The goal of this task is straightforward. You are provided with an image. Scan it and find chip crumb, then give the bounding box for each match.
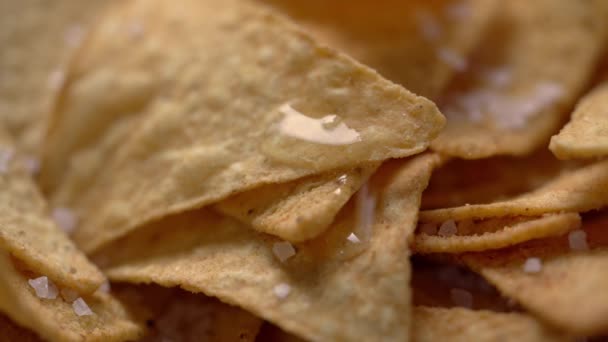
[272,241,296,262]
[522,257,542,273]
[438,220,458,237]
[346,232,361,244]
[28,276,58,299]
[450,288,473,308]
[52,207,78,234]
[61,288,79,302]
[72,297,94,316]
[273,283,291,299]
[568,230,589,251]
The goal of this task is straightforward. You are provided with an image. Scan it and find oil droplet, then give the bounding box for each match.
[277,104,361,146]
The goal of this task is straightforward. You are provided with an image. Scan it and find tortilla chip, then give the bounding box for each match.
[0,313,42,342]
[0,0,110,153]
[40,0,444,253]
[550,82,608,159]
[113,284,262,341]
[431,0,607,159]
[412,307,569,342]
[420,159,608,223]
[0,251,142,342]
[0,128,103,293]
[461,212,608,335]
[257,0,497,100]
[101,154,440,341]
[414,213,581,253]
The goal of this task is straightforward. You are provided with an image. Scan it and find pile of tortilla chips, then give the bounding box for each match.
[1,0,608,340]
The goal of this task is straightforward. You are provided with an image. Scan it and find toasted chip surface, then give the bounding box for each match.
[0,252,141,342]
[462,212,608,335]
[41,0,444,253]
[420,159,608,223]
[0,128,103,293]
[414,213,581,253]
[431,0,607,159]
[102,154,440,341]
[550,82,608,159]
[412,307,568,342]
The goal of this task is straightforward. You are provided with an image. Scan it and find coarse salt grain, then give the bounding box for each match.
[0,148,14,174]
[419,223,438,235]
[522,257,542,273]
[437,48,467,71]
[272,241,296,262]
[337,174,348,184]
[28,276,58,299]
[73,297,94,316]
[568,230,589,251]
[52,207,78,234]
[438,220,458,237]
[273,283,291,299]
[61,288,79,302]
[346,232,361,244]
[450,288,473,308]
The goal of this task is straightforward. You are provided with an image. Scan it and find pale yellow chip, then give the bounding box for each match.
[414,213,581,253]
[431,0,607,159]
[40,0,444,253]
[101,154,440,341]
[0,251,142,342]
[420,159,608,223]
[412,307,568,342]
[113,284,262,341]
[550,82,608,159]
[0,0,111,153]
[462,212,608,335]
[0,128,104,293]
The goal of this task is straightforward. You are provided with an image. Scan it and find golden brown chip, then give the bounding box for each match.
[41,0,444,253]
[461,212,608,335]
[431,0,607,159]
[412,307,569,342]
[414,213,581,253]
[0,0,110,153]
[258,0,497,100]
[420,160,608,223]
[0,128,103,293]
[0,251,142,342]
[113,284,262,342]
[101,154,440,341]
[550,82,608,159]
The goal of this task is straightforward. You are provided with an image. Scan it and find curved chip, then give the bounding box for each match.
[550,82,608,159]
[40,0,444,253]
[431,0,607,159]
[101,154,440,341]
[420,159,608,223]
[461,212,608,335]
[414,213,581,253]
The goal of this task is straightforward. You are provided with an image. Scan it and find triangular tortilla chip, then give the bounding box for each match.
[0,128,103,293]
[461,212,608,335]
[40,0,444,253]
[550,82,608,159]
[420,159,608,223]
[412,307,569,342]
[0,251,142,342]
[431,0,607,159]
[101,154,440,341]
[0,0,110,153]
[113,284,262,341]
[414,213,581,253]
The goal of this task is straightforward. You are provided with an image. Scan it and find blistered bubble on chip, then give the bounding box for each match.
[72,297,94,316]
[522,258,542,274]
[273,283,291,300]
[272,242,296,263]
[28,276,58,300]
[450,288,473,308]
[438,220,458,237]
[568,230,589,252]
[51,207,78,234]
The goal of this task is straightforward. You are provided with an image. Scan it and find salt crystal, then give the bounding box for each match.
[568,230,589,251]
[437,48,467,71]
[28,276,58,299]
[415,10,441,42]
[333,188,342,195]
[98,281,111,293]
[355,183,376,242]
[272,241,296,262]
[23,156,40,175]
[64,25,85,47]
[483,68,512,87]
[450,288,473,308]
[0,148,14,173]
[337,174,348,184]
[419,223,438,235]
[61,288,79,302]
[522,257,542,273]
[73,297,94,316]
[273,283,291,299]
[438,220,458,237]
[346,233,361,244]
[52,207,78,234]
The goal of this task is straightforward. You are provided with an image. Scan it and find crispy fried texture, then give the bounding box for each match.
[102,154,440,341]
[41,0,444,253]
[431,0,607,159]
